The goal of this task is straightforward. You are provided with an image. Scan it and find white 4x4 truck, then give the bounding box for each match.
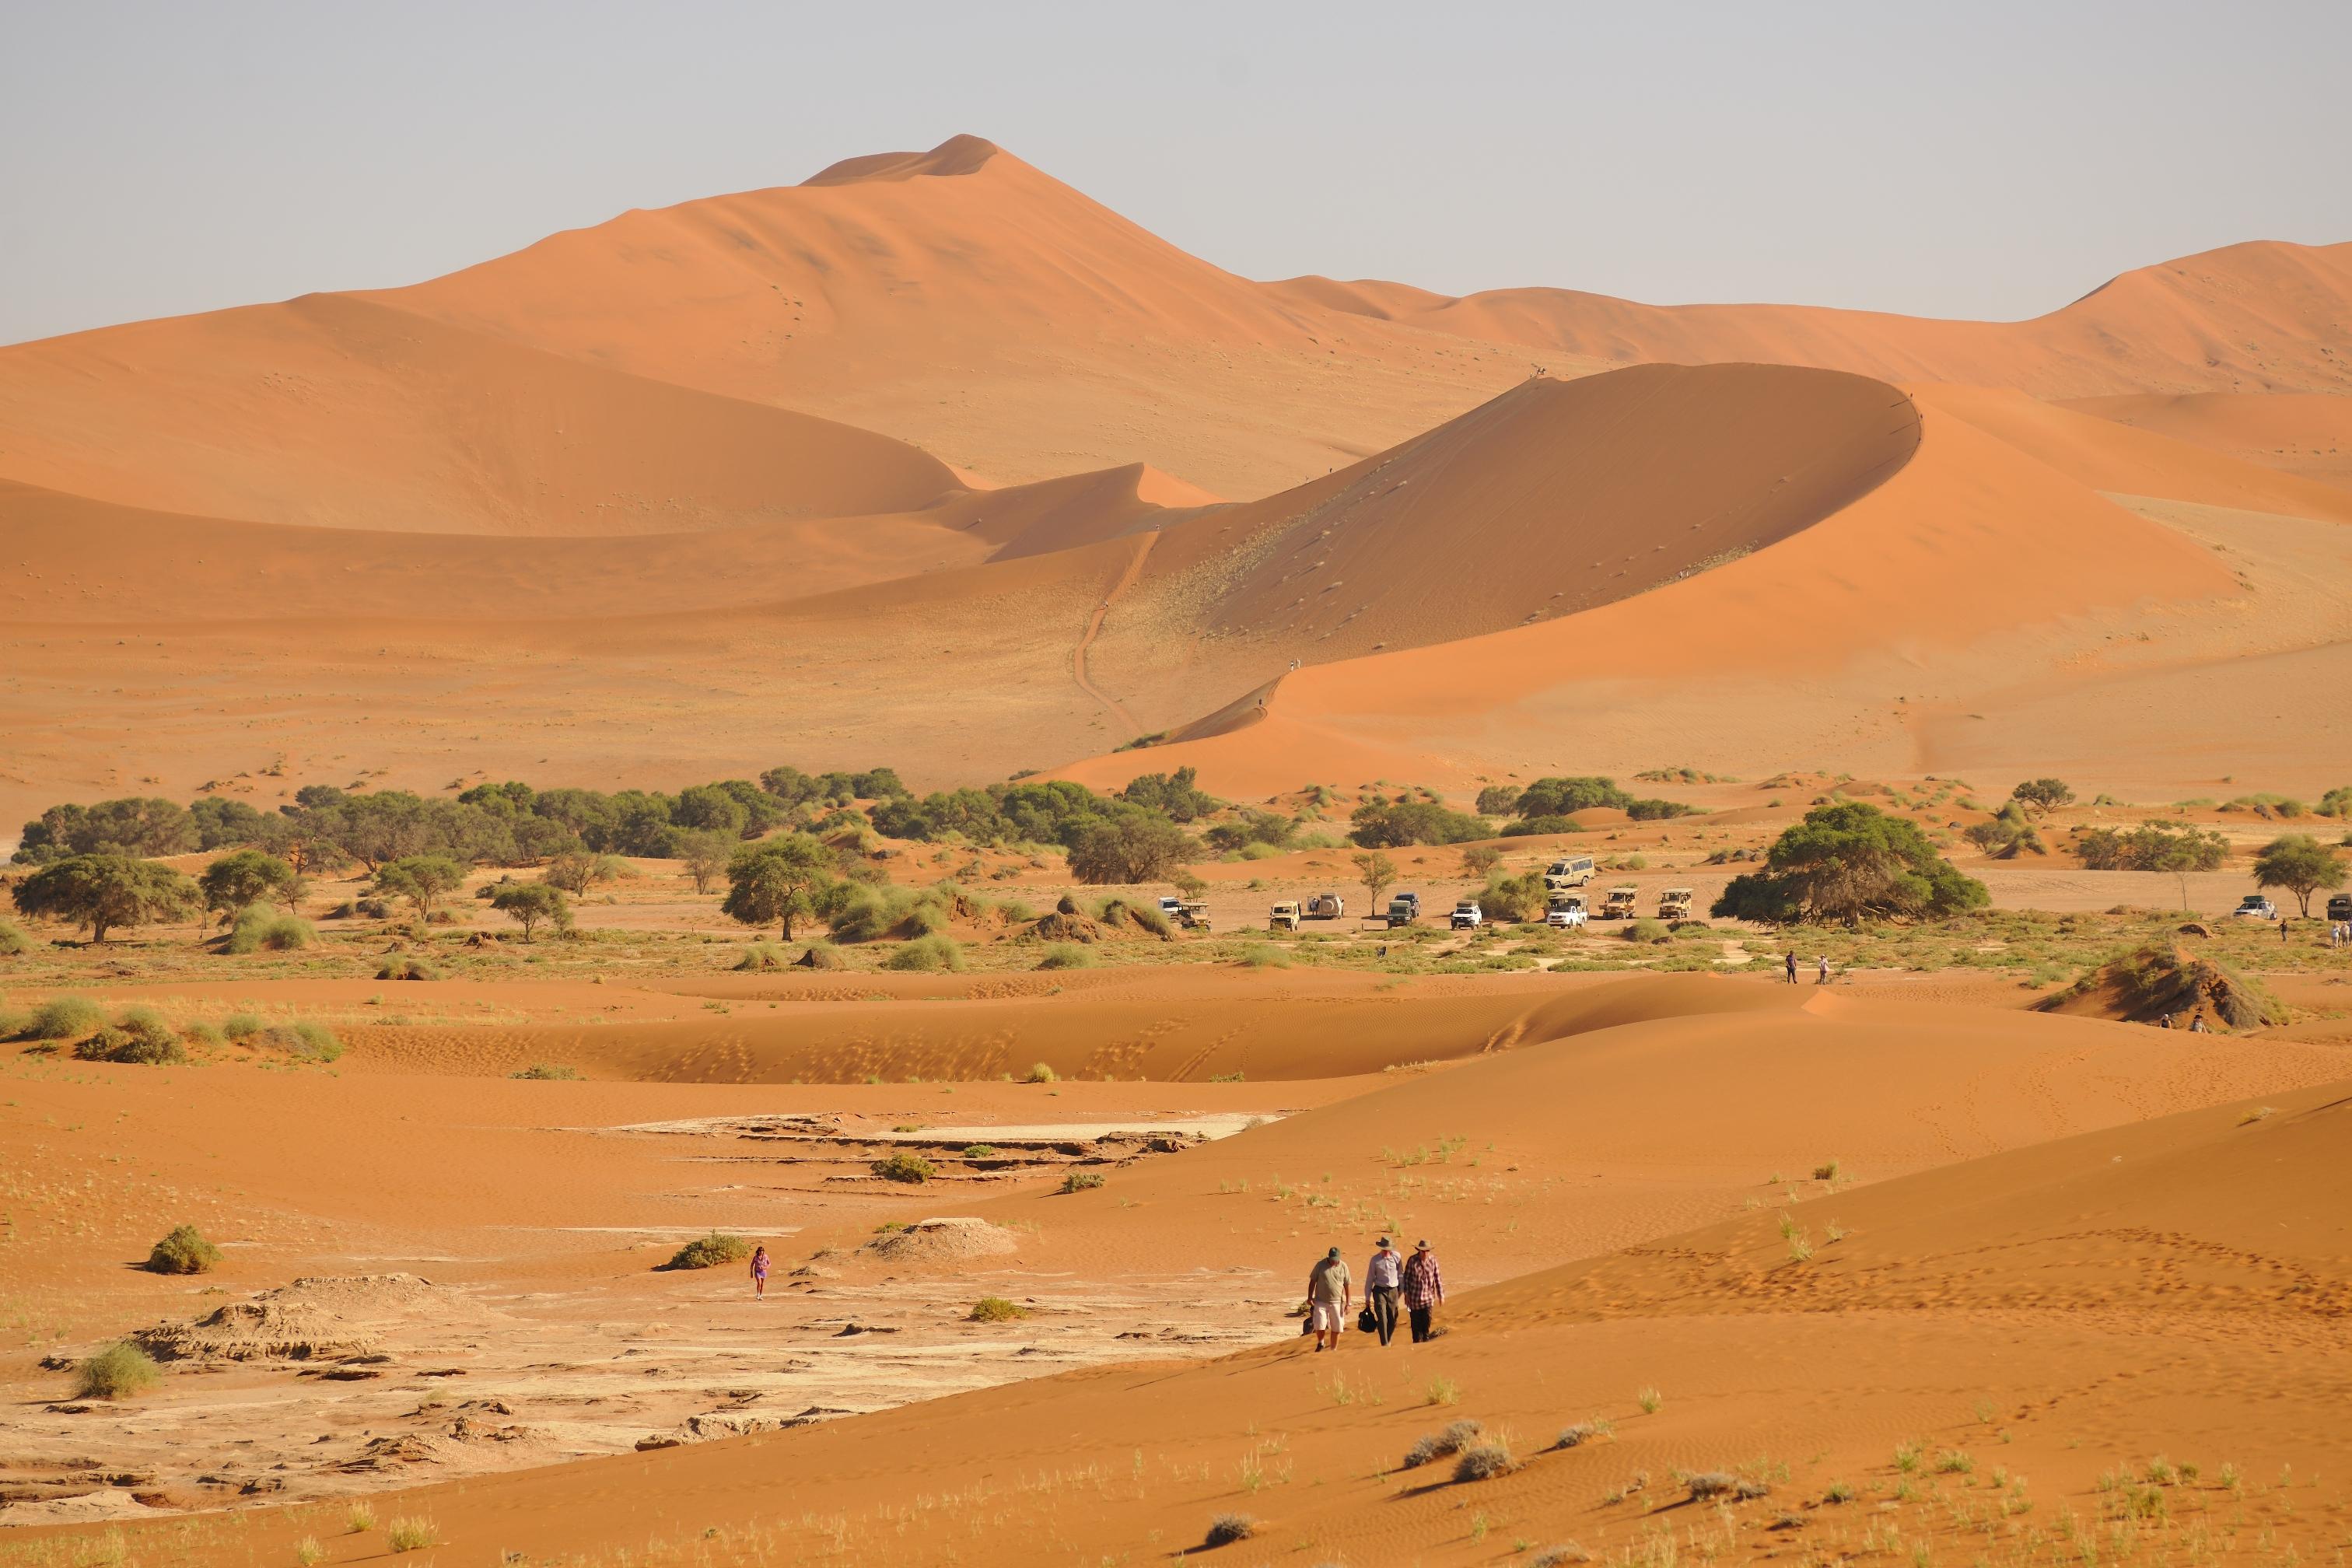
[1451,900,1484,930]
[1545,895,1587,929]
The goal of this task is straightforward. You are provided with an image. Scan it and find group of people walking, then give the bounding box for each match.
[1304,1237,1444,1349]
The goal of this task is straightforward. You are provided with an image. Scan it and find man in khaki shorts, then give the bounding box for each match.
[1306,1246,1351,1352]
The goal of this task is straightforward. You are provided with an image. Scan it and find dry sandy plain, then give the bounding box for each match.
[2,135,2351,1566]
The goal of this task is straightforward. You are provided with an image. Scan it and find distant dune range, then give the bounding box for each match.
[2,134,2348,821]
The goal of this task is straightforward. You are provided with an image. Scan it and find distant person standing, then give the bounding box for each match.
[1784,950,1798,985]
[1364,1237,1404,1346]
[1816,955,1830,985]
[749,1244,770,1302]
[1401,1239,1445,1342]
[1306,1246,1351,1353]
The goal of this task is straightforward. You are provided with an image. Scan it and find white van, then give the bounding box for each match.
[1543,855,1596,891]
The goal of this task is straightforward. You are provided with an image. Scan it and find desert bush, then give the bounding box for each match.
[1534,1548,1592,1567]
[511,1062,582,1080]
[0,919,33,956]
[881,933,964,972]
[1024,1062,1058,1083]
[968,1296,1027,1322]
[492,882,572,940]
[223,903,315,953]
[75,1027,185,1066]
[1554,1420,1610,1449]
[114,1005,178,1051]
[374,957,439,981]
[1685,1472,1740,1500]
[1037,941,1097,970]
[23,994,104,1039]
[1059,1171,1104,1194]
[1237,943,1291,968]
[665,1232,749,1270]
[1479,869,1549,922]
[277,1021,341,1062]
[1066,812,1192,884]
[221,1012,264,1041]
[146,1223,222,1275]
[733,941,788,971]
[1622,918,1671,945]
[1404,1419,1484,1468]
[184,1020,225,1049]
[872,1151,935,1184]
[1454,1439,1521,1482]
[1203,1514,1255,1548]
[1095,896,1173,937]
[73,1342,160,1400]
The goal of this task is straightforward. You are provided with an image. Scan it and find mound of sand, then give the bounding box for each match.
[137,1274,502,1363]
[859,1218,1020,1265]
[2038,942,2280,1028]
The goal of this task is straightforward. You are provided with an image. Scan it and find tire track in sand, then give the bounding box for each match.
[1073,531,1157,737]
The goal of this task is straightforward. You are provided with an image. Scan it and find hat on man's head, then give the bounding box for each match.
[1415,1239,1430,1251]
[1328,1246,1341,1259]
[1377,1237,1391,1247]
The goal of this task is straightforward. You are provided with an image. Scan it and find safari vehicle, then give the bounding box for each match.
[1302,892,1346,920]
[1178,901,1213,932]
[1545,894,1587,929]
[1157,895,1186,922]
[1268,901,1302,932]
[1385,891,1423,927]
[1600,884,1640,919]
[1657,887,1695,921]
[2233,894,2277,921]
[2329,893,2352,922]
[1450,900,1484,930]
[1544,855,1596,890]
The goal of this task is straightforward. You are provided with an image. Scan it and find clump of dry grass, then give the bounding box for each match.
[74,1342,161,1400]
[1454,1438,1521,1482]
[1203,1513,1255,1547]
[1403,1418,1484,1469]
[968,1296,1027,1323]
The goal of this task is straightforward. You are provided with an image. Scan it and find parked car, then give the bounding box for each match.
[1178,901,1213,932]
[2328,893,2352,923]
[1385,892,1423,927]
[2233,894,2277,920]
[1302,892,1346,920]
[1157,895,1186,922]
[1545,895,1587,929]
[1268,901,1302,932]
[1600,885,1640,919]
[1657,887,1694,921]
[1451,900,1483,930]
[1543,855,1596,890]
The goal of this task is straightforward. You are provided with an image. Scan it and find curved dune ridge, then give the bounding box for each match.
[1269,236,2352,399]
[1133,362,1923,660]
[0,293,959,536]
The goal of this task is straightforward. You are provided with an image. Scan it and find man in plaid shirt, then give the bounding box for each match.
[1401,1238,1444,1342]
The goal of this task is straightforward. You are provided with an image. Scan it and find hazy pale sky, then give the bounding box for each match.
[5,1,2348,346]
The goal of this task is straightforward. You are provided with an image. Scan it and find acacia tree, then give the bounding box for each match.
[376,855,466,922]
[676,830,736,896]
[1713,803,1988,926]
[1353,849,1398,912]
[12,854,201,943]
[2252,833,2347,917]
[2009,778,2076,814]
[721,836,837,940]
[198,849,296,926]
[1066,812,1190,885]
[492,882,572,941]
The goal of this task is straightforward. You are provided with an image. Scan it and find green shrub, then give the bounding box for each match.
[968,1296,1027,1323]
[220,1012,264,1041]
[223,905,315,954]
[511,1062,582,1080]
[23,994,104,1040]
[1237,943,1291,968]
[872,1151,935,1184]
[0,919,30,957]
[881,933,964,972]
[733,941,788,971]
[374,958,439,981]
[184,1020,225,1049]
[664,1232,749,1270]
[1037,942,1097,970]
[1622,918,1671,945]
[1024,1061,1058,1083]
[1059,1170,1105,1194]
[75,1027,185,1065]
[114,1006,180,1052]
[73,1342,161,1400]
[146,1223,223,1275]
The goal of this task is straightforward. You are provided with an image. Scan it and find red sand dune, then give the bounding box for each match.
[2063,390,2352,493]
